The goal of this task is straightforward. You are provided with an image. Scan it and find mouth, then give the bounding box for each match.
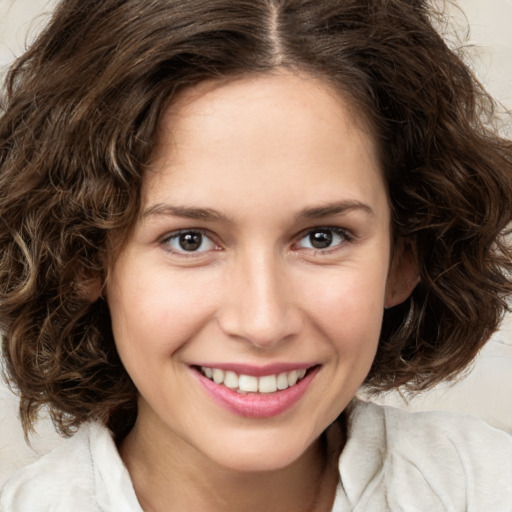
[196,366,311,394]
[191,364,320,418]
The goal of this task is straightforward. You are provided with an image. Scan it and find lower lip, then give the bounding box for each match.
[193,367,319,418]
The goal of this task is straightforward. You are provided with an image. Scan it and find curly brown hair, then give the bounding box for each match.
[1,0,511,440]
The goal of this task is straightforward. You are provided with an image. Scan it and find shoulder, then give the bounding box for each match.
[0,422,99,511]
[338,399,512,511]
[0,422,141,512]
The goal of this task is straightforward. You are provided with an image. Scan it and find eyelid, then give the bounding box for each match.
[160,228,220,255]
[158,226,354,256]
[293,226,354,251]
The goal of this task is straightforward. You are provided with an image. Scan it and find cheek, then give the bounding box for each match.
[298,261,388,355]
[108,265,220,357]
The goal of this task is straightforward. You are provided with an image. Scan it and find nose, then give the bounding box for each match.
[217,250,303,349]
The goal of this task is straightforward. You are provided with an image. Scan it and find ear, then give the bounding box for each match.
[385,238,420,309]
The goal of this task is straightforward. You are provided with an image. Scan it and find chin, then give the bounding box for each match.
[202,432,321,474]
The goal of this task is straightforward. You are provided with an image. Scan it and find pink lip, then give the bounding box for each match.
[192,365,319,418]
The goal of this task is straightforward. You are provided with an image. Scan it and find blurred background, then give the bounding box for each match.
[1,0,511,486]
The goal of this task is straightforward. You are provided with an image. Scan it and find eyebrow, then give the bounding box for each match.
[295,200,375,222]
[142,200,374,222]
[142,204,231,222]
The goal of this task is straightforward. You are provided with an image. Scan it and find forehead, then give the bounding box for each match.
[153,72,376,162]
[144,72,387,219]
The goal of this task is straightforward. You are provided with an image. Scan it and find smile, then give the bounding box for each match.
[193,364,319,418]
[199,366,308,394]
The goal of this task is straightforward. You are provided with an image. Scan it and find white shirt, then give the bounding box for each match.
[2,400,512,511]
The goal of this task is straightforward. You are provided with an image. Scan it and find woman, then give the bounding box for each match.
[1,0,512,510]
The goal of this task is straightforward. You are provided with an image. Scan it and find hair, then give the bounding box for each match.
[1,0,511,439]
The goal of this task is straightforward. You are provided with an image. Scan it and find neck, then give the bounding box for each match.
[119,415,344,512]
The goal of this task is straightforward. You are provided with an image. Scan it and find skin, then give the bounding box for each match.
[106,71,418,512]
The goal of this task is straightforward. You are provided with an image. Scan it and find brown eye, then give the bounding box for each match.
[163,230,216,253]
[309,231,333,249]
[297,228,347,250]
[179,232,203,251]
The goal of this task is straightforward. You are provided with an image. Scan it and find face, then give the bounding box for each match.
[106,72,414,472]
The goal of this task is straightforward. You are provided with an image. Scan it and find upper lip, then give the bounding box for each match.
[191,362,317,377]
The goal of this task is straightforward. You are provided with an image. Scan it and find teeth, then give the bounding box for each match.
[287,370,298,387]
[212,368,224,384]
[200,366,310,393]
[239,374,258,392]
[276,372,289,390]
[223,371,239,389]
[258,375,277,393]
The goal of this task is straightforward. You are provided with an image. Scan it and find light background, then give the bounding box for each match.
[0,0,511,486]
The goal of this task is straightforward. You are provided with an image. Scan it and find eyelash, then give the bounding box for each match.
[159,226,354,256]
[160,229,219,255]
[294,226,353,253]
